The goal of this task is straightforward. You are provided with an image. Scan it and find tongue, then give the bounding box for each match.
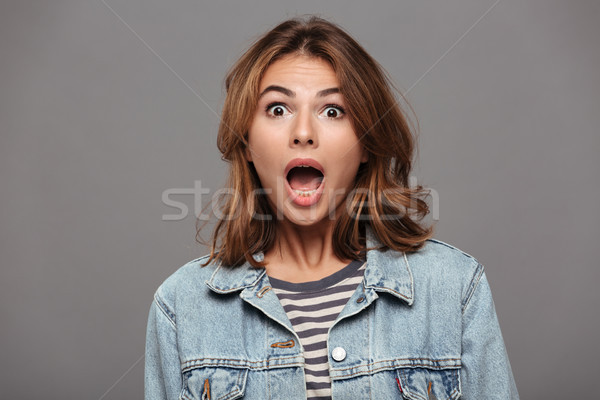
[287,167,323,191]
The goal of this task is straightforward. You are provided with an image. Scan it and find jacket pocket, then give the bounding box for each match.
[180,367,248,400]
[396,367,461,400]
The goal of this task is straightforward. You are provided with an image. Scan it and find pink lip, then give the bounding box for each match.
[284,158,325,207]
[284,158,325,177]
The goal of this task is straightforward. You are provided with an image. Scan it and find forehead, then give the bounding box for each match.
[259,55,339,90]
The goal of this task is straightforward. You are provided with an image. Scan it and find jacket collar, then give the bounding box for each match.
[362,226,414,305]
[205,252,267,294]
[205,226,414,305]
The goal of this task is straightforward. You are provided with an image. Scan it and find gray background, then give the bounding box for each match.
[1,0,598,398]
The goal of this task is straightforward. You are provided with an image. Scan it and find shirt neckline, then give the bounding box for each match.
[268,259,365,293]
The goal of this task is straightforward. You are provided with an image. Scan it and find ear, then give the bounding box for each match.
[245,145,253,162]
[360,147,368,164]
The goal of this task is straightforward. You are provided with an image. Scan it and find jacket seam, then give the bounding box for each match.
[206,263,266,294]
[461,263,484,314]
[366,286,412,301]
[154,291,176,330]
[426,238,478,262]
[404,252,414,303]
[182,355,301,365]
[191,254,211,265]
[181,360,303,373]
[368,295,372,400]
[181,355,304,372]
[332,357,462,373]
[332,359,461,379]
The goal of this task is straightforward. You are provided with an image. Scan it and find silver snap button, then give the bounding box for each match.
[331,347,346,362]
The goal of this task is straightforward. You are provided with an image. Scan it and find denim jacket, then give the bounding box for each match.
[145,231,519,399]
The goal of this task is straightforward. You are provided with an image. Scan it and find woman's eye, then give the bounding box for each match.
[266,103,289,117]
[322,105,345,119]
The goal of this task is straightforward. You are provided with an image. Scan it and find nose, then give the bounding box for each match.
[290,109,318,147]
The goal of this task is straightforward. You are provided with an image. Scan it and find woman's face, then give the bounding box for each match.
[246,54,367,227]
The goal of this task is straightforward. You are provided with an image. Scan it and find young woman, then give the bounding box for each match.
[145,17,519,400]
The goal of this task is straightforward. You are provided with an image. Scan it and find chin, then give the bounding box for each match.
[280,206,333,228]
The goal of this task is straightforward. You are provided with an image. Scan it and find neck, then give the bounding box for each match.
[264,219,351,283]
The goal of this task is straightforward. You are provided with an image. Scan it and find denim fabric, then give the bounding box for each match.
[145,229,519,399]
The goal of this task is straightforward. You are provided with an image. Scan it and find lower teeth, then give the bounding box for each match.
[294,189,317,197]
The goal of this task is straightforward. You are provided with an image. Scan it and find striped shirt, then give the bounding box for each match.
[269,260,366,400]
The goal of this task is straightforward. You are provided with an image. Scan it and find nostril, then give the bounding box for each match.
[293,138,314,145]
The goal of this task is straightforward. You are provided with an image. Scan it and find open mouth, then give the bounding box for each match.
[286,165,324,197]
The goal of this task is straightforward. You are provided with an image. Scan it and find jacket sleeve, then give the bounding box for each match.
[145,290,182,400]
[460,264,519,399]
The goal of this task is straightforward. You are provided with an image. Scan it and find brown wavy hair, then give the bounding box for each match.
[198,16,432,268]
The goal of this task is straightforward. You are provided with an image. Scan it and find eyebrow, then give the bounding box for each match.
[258,85,340,99]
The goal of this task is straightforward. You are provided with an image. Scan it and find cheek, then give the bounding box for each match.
[339,150,366,185]
[251,152,283,188]
[248,125,282,158]
[329,137,365,164]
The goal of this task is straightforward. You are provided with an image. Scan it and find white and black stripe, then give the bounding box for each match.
[269,260,366,400]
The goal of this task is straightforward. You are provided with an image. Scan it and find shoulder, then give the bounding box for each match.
[153,255,219,309]
[407,239,485,303]
[409,238,481,272]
